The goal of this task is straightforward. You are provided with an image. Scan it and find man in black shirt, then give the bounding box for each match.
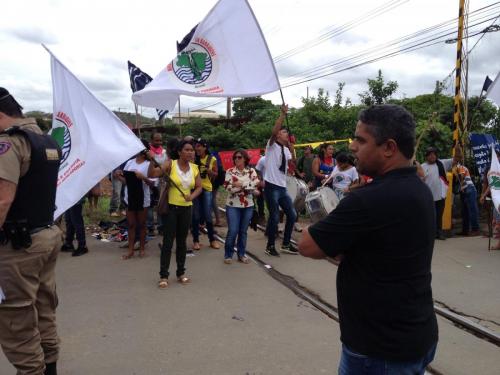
[299,105,438,374]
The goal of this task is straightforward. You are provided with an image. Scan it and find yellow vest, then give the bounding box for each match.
[199,154,216,192]
[168,160,199,207]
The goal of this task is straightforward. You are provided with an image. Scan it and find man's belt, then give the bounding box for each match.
[0,221,53,249]
[30,224,53,235]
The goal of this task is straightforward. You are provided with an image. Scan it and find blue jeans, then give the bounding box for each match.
[64,202,86,247]
[339,343,437,375]
[224,206,254,259]
[264,181,297,247]
[109,174,124,213]
[461,185,479,232]
[192,189,215,242]
[147,186,161,232]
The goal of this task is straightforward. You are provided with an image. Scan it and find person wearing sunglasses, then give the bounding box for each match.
[223,150,260,264]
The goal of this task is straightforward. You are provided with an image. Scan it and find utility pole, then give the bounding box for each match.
[452,0,466,155]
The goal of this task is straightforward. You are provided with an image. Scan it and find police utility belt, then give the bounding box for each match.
[0,220,53,249]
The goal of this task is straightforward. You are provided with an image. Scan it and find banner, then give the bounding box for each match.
[487,145,500,212]
[469,133,499,177]
[219,149,262,170]
[486,72,500,106]
[45,46,144,218]
[132,0,279,109]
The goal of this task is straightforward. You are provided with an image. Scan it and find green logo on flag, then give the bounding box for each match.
[51,112,72,165]
[489,175,500,189]
[173,42,213,85]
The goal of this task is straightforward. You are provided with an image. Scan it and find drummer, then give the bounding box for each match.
[312,143,335,188]
[263,104,298,256]
[330,152,359,200]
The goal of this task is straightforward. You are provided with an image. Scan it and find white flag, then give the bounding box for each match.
[132,0,280,110]
[486,72,500,106]
[487,145,500,212]
[45,46,144,219]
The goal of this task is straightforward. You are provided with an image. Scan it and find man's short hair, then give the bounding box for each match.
[358,104,415,159]
[425,147,438,157]
[0,87,24,118]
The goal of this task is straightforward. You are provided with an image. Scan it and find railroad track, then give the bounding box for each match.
[210,227,441,375]
[216,206,500,348]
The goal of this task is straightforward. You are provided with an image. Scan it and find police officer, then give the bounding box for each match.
[0,88,62,375]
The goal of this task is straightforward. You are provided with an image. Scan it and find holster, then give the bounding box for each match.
[2,220,32,249]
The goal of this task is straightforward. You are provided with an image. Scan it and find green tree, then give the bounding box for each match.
[334,82,346,108]
[359,69,398,106]
[232,96,274,121]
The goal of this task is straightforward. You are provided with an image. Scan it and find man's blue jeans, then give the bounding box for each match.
[224,206,254,259]
[461,185,480,232]
[339,343,437,375]
[264,181,296,247]
[192,189,215,243]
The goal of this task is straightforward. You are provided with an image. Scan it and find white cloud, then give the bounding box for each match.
[0,0,498,115]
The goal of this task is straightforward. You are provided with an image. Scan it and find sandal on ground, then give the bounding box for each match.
[490,245,500,250]
[139,250,147,258]
[158,279,168,289]
[210,241,220,249]
[192,242,201,251]
[238,256,251,264]
[177,275,191,284]
[121,253,134,260]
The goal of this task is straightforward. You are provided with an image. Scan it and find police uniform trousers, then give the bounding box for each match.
[0,226,62,375]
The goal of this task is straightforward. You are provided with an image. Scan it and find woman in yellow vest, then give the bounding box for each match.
[192,138,220,250]
[148,140,202,288]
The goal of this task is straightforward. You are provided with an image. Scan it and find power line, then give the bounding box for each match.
[280,8,500,88]
[273,0,409,63]
[188,99,227,112]
[281,3,500,85]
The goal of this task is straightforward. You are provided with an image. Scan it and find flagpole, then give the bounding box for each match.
[134,103,140,137]
[467,89,488,134]
[488,198,492,251]
[178,97,182,137]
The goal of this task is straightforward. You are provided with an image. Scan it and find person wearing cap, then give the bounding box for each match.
[421,147,453,240]
[192,138,220,250]
[147,133,168,236]
[0,88,62,375]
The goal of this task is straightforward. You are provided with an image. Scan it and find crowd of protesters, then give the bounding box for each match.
[62,106,492,289]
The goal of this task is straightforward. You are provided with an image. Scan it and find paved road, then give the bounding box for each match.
[1,227,499,374]
[0,235,340,375]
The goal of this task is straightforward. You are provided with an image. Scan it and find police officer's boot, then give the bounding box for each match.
[44,362,57,375]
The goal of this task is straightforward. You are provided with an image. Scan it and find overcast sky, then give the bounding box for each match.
[1,0,499,118]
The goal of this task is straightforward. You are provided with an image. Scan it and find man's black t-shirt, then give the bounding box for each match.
[309,167,438,361]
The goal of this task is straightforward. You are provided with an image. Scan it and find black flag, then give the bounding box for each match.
[482,76,493,92]
[176,24,198,53]
[127,61,168,120]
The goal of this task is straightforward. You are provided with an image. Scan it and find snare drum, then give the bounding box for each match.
[305,187,339,223]
[286,176,309,211]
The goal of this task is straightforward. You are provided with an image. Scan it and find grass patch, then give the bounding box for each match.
[83,196,112,226]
